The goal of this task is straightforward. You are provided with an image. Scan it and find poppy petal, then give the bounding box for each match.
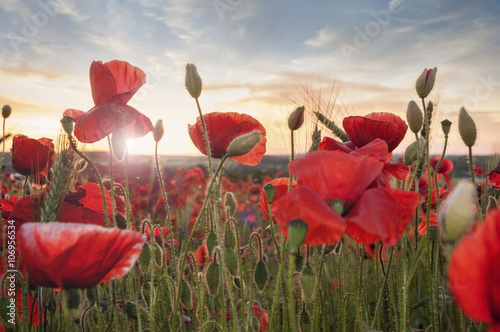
[449,211,500,324]
[19,222,145,289]
[188,112,266,165]
[272,185,346,246]
[345,187,420,246]
[487,166,500,189]
[73,103,153,143]
[260,177,297,221]
[343,112,407,152]
[11,135,54,176]
[318,137,355,153]
[90,60,146,105]
[288,151,384,200]
[63,108,86,122]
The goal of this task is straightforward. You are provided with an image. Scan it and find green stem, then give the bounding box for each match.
[287,254,297,332]
[370,246,394,330]
[173,156,229,322]
[195,97,213,178]
[421,97,437,332]
[468,146,483,222]
[155,141,176,265]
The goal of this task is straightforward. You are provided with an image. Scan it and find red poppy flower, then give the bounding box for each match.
[11,134,54,176]
[417,213,438,235]
[194,243,209,267]
[429,156,454,184]
[473,165,485,177]
[272,151,420,246]
[251,305,268,332]
[63,60,153,143]
[319,137,409,186]
[487,166,500,189]
[448,210,500,331]
[260,177,297,221]
[5,183,123,229]
[19,222,145,288]
[342,112,408,152]
[188,112,266,166]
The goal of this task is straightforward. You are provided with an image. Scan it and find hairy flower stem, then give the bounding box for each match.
[422,97,437,332]
[106,136,117,227]
[154,141,176,265]
[0,117,6,187]
[288,254,298,332]
[173,156,228,324]
[311,246,327,331]
[468,146,483,222]
[195,97,213,179]
[68,136,110,228]
[371,246,394,330]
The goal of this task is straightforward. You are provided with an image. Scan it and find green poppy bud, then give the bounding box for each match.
[185,63,202,99]
[406,100,423,134]
[300,264,316,303]
[458,107,476,147]
[415,67,437,98]
[226,130,261,157]
[288,106,305,131]
[253,260,268,291]
[205,260,220,296]
[153,119,164,142]
[440,180,476,242]
[403,138,425,166]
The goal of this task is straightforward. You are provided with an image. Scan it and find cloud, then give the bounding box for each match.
[304,25,337,47]
[51,0,90,22]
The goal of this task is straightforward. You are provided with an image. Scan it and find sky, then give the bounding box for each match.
[1,0,499,157]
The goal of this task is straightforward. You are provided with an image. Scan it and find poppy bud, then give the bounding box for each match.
[264,183,275,203]
[406,101,423,134]
[205,260,220,296]
[138,242,151,273]
[441,119,452,136]
[185,63,202,99]
[206,232,218,256]
[111,128,126,161]
[300,310,312,332]
[65,288,81,311]
[288,106,305,131]
[60,115,74,136]
[415,67,437,98]
[2,105,11,119]
[224,192,237,218]
[226,130,261,158]
[180,279,192,309]
[224,225,236,249]
[300,264,316,303]
[253,260,268,291]
[224,247,238,276]
[458,107,476,147]
[403,138,425,166]
[153,119,164,142]
[440,180,476,242]
[288,218,309,255]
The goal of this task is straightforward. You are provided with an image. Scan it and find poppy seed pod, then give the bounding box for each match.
[288,218,309,254]
[185,63,202,99]
[60,115,74,136]
[153,119,164,142]
[415,67,437,98]
[440,180,476,242]
[441,119,452,136]
[224,192,237,217]
[406,101,423,134]
[226,130,262,158]
[288,106,305,131]
[458,107,477,147]
[2,105,11,119]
